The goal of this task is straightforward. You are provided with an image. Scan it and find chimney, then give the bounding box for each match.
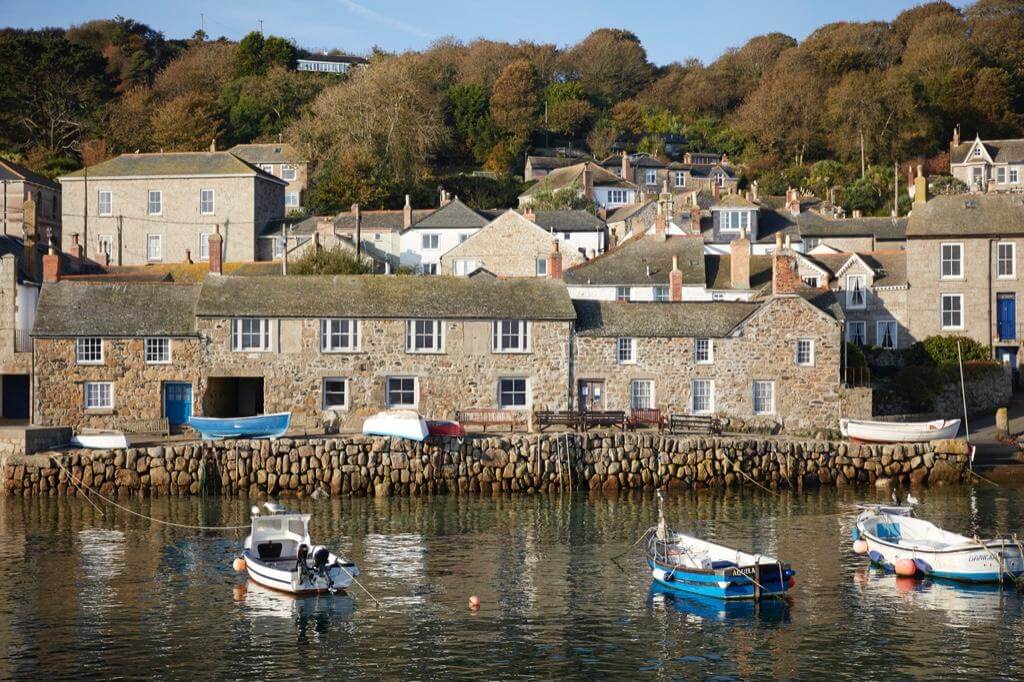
[351,203,360,223]
[914,165,928,207]
[775,232,783,251]
[209,138,216,152]
[711,181,721,200]
[547,240,563,279]
[184,249,192,264]
[772,246,801,296]
[787,187,801,216]
[751,180,759,202]
[952,125,961,149]
[621,151,630,180]
[43,243,59,283]
[852,209,863,219]
[581,163,594,198]
[730,228,751,290]
[523,205,536,223]
[208,225,223,275]
[403,194,412,229]
[689,206,701,235]
[439,188,451,207]
[654,203,667,240]
[69,233,83,259]
[669,255,683,302]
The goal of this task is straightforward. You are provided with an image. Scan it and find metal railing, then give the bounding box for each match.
[14,329,31,353]
[844,366,871,388]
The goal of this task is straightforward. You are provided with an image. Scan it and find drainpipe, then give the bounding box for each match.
[989,237,995,356]
[567,322,576,411]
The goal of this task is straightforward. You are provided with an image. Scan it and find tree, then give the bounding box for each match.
[66,17,178,92]
[235,31,265,78]
[524,183,595,212]
[447,83,496,163]
[560,29,652,104]
[220,66,325,145]
[152,41,236,100]
[104,86,155,153]
[262,36,297,71]
[546,99,594,137]
[490,59,540,141]
[586,118,618,159]
[151,91,223,151]
[611,100,644,134]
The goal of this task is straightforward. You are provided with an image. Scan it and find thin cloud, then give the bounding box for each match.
[334,0,434,40]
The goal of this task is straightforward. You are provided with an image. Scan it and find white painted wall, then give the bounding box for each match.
[593,186,638,209]
[399,228,481,270]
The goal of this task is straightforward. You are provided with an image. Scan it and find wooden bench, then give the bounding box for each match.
[630,408,665,431]
[117,417,169,436]
[582,410,628,431]
[456,408,521,433]
[535,410,580,432]
[668,414,722,436]
[290,412,322,437]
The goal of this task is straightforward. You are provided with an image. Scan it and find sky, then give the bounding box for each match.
[0,0,965,65]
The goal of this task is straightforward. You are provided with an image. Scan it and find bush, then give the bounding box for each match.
[844,342,868,369]
[289,246,372,275]
[902,335,989,367]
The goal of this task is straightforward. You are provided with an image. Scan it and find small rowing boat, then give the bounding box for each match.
[854,504,1024,583]
[426,420,465,438]
[362,410,429,441]
[840,418,960,443]
[71,430,129,449]
[188,412,291,440]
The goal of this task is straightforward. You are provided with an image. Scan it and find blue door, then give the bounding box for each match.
[998,294,1016,340]
[164,383,193,427]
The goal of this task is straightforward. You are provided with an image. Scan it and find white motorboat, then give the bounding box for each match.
[71,430,129,449]
[855,504,1024,583]
[239,503,358,595]
[362,409,429,441]
[840,418,961,443]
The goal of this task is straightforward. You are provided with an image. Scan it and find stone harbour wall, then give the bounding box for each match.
[1,433,970,497]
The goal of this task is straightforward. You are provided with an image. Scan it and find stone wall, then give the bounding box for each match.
[935,362,1012,418]
[440,212,584,277]
[1,432,970,497]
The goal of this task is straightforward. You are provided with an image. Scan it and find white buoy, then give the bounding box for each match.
[853,539,869,555]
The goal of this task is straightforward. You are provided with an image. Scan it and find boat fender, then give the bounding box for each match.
[232,557,246,572]
[894,558,917,577]
[913,558,932,575]
[868,550,886,566]
[788,576,796,589]
[851,528,861,542]
[853,540,869,555]
[468,595,481,611]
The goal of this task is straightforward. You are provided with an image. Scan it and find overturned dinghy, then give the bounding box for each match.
[362,410,429,441]
[840,418,960,443]
[239,503,358,595]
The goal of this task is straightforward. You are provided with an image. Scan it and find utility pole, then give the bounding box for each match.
[280,222,288,275]
[860,130,866,179]
[83,165,88,259]
[117,214,123,266]
[893,162,899,217]
[258,19,264,34]
[200,13,205,36]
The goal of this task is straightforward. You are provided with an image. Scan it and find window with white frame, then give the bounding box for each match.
[259,163,274,174]
[98,234,113,257]
[973,146,982,158]
[322,378,348,409]
[421,234,439,250]
[1012,168,1020,184]
[535,258,547,277]
[498,377,528,408]
[144,338,171,364]
[941,243,963,278]
[199,233,211,261]
[715,172,725,187]
[147,190,162,215]
[615,286,631,302]
[877,320,898,349]
[674,171,686,188]
[691,379,713,414]
[285,192,299,208]
[281,164,296,181]
[654,286,669,302]
[998,167,1006,183]
[941,294,963,329]
[405,319,443,352]
[998,242,1015,278]
[752,380,774,415]
[200,188,215,215]
[373,233,383,241]
[76,337,103,364]
[796,338,814,366]
[631,379,654,409]
[272,237,286,259]
[616,337,636,364]
[421,263,438,275]
[83,382,113,410]
[97,190,112,216]
[720,210,751,232]
[694,338,713,364]
[386,376,417,407]
[321,319,359,352]
[846,275,866,308]
[231,318,271,351]
[146,234,162,261]
[453,259,480,277]
[645,169,657,185]
[492,320,529,353]
[847,321,867,345]
[607,189,628,204]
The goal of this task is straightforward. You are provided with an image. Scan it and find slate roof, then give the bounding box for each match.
[529,210,605,233]
[606,201,654,223]
[704,255,773,290]
[334,208,434,232]
[906,194,1024,237]
[711,194,757,209]
[950,137,1024,165]
[33,283,200,337]
[797,289,845,321]
[60,152,285,184]
[0,157,58,189]
[298,53,368,65]
[803,251,908,288]
[527,156,577,171]
[573,300,760,338]
[196,275,577,320]
[563,235,706,286]
[228,143,305,165]
[520,162,635,197]
[599,153,665,169]
[407,198,487,230]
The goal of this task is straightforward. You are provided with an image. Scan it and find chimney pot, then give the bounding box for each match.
[669,255,683,301]
[208,224,223,275]
[547,239,563,279]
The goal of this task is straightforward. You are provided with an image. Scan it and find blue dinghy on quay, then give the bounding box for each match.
[188,412,291,440]
[645,493,795,600]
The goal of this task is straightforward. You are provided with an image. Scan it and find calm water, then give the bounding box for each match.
[2,485,1024,679]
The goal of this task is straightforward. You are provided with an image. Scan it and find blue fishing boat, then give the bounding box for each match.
[188,412,291,440]
[645,493,795,600]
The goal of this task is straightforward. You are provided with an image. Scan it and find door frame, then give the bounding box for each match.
[162,381,194,426]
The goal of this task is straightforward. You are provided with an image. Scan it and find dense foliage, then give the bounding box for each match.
[288,246,373,275]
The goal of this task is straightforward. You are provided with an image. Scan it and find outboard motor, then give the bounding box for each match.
[311,545,333,590]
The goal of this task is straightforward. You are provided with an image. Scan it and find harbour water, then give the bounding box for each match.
[2,485,1023,678]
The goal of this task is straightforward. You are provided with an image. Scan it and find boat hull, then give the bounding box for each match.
[189,412,291,440]
[840,418,960,443]
[71,433,129,449]
[647,558,793,600]
[426,420,465,438]
[362,410,429,441]
[243,551,356,595]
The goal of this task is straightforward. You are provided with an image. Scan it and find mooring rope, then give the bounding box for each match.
[335,563,382,606]
[719,452,780,497]
[972,534,1024,589]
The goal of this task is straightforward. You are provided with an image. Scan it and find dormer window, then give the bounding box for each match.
[973,146,982,158]
[720,210,751,232]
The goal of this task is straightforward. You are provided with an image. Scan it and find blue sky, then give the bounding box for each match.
[1,0,962,65]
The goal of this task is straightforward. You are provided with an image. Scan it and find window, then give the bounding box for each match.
[453,259,480,277]
[498,378,528,409]
[802,276,820,288]
[712,293,725,301]
[998,242,1015,278]
[97,190,112,216]
[631,380,654,409]
[144,338,171,364]
[84,382,113,410]
[1012,168,1020,184]
[147,190,162,215]
[615,286,631,302]
[645,169,657,185]
[98,235,113,257]
[492,320,529,353]
[231,318,271,351]
[674,171,686,188]
[847,321,867,345]
[694,338,713,364]
[421,234,439,250]
[796,339,814,366]
[607,189,629,205]
[752,381,774,415]
[691,379,713,414]
[720,210,751,232]
[273,237,285,259]
[421,263,438,275]
[200,189,215,215]
[653,286,669,302]
[535,258,548,277]
[76,337,103,364]
[373,232,383,241]
[714,172,725,187]
[973,146,982,158]
[321,319,359,352]
[941,294,963,329]
[259,164,274,174]
[285,192,300,208]
[199,233,211,261]
[997,167,1007,184]
[281,164,296,181]
[846,275,866,309]
[941,243,963,279]
[386,377,417,407]
[877,320,898,350]
[322,378,348,410]
[616,337,636,364]
[405,319,443,352]
[146,234,162,261]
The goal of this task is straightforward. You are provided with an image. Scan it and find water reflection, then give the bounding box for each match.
[649,584,791,624]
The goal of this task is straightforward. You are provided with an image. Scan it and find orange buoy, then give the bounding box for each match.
[853,539,869,555]
[468,595,481,610]
[232,584,247,601]
[894,558,917,577]
[232,557,246,572]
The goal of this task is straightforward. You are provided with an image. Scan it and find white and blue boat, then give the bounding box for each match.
[188,412,291,440]
[645,494,795,600]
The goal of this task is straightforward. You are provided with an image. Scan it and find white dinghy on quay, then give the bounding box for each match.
[840,419,961,443]
[237,503,358,595]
